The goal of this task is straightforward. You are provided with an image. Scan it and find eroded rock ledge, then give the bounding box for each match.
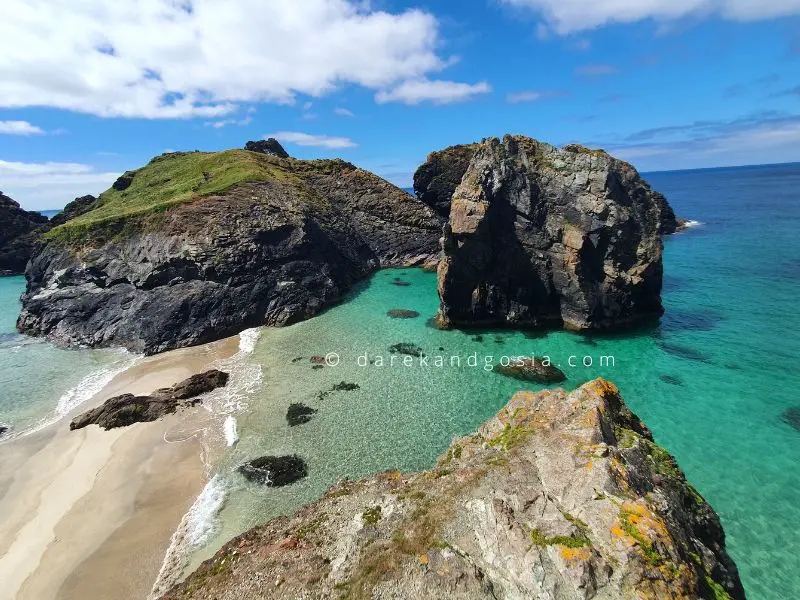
[161,379,744,600]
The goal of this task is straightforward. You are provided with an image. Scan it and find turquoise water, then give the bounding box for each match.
[0,276,136,439]
[2,164,798,598]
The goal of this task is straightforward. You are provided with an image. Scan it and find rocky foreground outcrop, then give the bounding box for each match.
[0,192,49,275]
[161,379,744,600]
[434,136,669,331]
[70,369,229,430]
[18,142,442,354]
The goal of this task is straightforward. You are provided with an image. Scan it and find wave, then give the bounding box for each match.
[223,415,238,447]
[149,474,228,599]
[56,353,140,416]
[680,220,703,230]
[238,328,261,353]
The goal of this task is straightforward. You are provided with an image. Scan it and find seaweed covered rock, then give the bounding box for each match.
[238,455,308,486]
[287,403,317,426]
[162,379,744,600]
[437,135,669,331]
[18,148,441,354]
[495,356,566,383]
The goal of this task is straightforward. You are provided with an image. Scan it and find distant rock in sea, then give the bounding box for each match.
[161,379,745,600]
[0,191,50,275]
[433,135,668,331]
[17,142,442,354]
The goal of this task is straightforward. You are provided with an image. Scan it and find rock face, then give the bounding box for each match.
[413,143,479,217]
[161,379,744,600]
[18,148,442,354]
[70,369,229,430]
[244,138,290,158]
[436,136,668,331]
[0,192,49,275]
[49,195,99,226]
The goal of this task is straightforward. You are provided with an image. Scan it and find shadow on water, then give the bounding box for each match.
[659,307,724,334]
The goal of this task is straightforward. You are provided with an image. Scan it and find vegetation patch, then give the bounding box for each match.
[529,527,591,549]
[362,506,382,526]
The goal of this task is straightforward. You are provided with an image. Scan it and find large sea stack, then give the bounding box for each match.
[0,192,50,275]
[160,379,744,600]
[17,141,442,354]
[433,135,669,331]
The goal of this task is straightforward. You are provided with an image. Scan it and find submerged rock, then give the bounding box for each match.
[287,403,317,427]
[332,382,360,391]
[390,277,411,287]
[781,407,800,432]
[70,369,229,430]
[163,379,744,600]
[496,357,566,384]
[660,374,684,386]
[386,309,420,319]
[389,343,425,357]
[434,136,669,332]
[238,455,308,486]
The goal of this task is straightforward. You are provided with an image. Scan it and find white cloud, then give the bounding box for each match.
[0,160,119,210]
[506,90,564,103]
[204,116,253,128]
[0,0,455,119]
[334,107,355,117]
[501,0,800,34]
[375,79,491,105]
[0,120,45,135]
[267,131,357,149]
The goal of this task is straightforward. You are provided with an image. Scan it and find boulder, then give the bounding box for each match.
[495,357,566,383]
[436,136,667,332]
[238,455,308,486]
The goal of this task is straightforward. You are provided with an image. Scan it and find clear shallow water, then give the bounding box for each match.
[1,164,798,599]
[0,276,136,439]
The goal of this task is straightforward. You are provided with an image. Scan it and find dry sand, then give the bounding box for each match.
[0,335,240,600]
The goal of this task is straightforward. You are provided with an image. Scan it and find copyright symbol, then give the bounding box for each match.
[325,352,340,367]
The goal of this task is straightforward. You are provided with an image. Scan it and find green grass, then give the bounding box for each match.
[46,150,297,238]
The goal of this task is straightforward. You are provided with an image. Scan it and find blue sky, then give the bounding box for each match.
[1,0,799,210]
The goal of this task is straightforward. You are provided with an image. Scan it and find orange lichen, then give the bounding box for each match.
[560,546,592,561]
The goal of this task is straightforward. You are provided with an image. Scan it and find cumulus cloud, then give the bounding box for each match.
[0,120,45,135]
[501,0,800,34]
[266,132,357,149]
[0,160,119,210]
[375,79,491,105]
[0,0,456,118]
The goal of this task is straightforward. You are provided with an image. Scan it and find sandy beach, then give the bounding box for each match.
[0,335,240,600]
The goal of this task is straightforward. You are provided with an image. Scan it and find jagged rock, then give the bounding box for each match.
[0,425,8,437]
[496,357,566,383]
[332,381,359,391]
[287,403,317,427]
[244,138,290,158]
[387,309,420,319]
[70,369,228,430]
[112,170,136,191]
[413,143,479,217]
[0,192,49,275]
[162,379,744,600]
[436,135,668,332]
[18,149,441,354]
[238,455,308,486]
[49,195,99,226]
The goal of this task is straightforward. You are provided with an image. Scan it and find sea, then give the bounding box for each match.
[2,163,799,599]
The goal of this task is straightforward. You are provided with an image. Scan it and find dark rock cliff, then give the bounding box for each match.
[0,192,49,275]
[159,379,745,600]
[436,135,667,331]
[49,195,100,226]
[17,147,442,354]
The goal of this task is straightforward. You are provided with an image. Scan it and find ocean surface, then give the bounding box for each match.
[2,163,799,599]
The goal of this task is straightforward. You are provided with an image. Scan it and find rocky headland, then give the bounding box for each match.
[161,379,744,600]
[0,192,49,275]
[431,135,671,331]
[17,140,443,354]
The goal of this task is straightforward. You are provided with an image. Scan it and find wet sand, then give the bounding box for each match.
[0,335,240,600]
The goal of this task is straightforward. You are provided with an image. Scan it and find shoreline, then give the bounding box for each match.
[0,334,241,600]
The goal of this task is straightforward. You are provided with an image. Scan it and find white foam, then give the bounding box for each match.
[238,328,261,353]
[55,353,139,416]
[149,475,228,599]
[223,415,238,447]
[681,220,703,229]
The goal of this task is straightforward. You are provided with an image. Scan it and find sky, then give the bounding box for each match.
[1,0,799,211]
